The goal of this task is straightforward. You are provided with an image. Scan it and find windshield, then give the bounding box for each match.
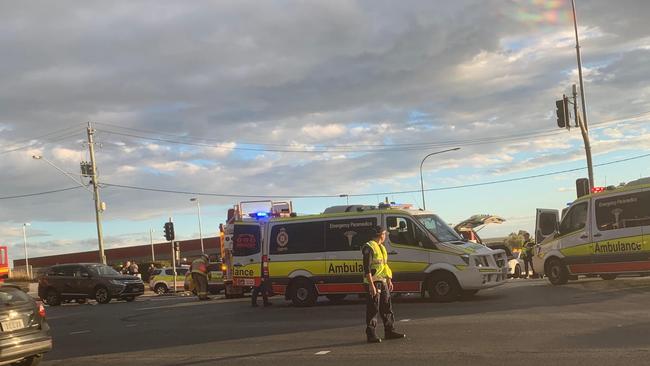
[416,215,463,243]
[89,264,121,276]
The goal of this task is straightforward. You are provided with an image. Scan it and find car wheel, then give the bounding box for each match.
[124,296,136,302]
[75,298,87,304]
[15,354,43,366]
[427,272,460,302]
[44,289,61,306]
[325,294,346,303]
[513,265,521,279]
[546,258,569,285]
[290,278,317,307]
[600,274,617,280]
[94,286,111,304]
[154,283,168,295]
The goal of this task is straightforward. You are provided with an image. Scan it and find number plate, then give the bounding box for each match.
[1,319,25,332]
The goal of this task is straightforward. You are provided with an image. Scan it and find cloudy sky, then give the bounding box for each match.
[1,0,650,264]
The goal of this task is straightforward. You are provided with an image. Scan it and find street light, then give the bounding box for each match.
[22,223,31,279]
[419,147,461,210]
[190,198,204,254]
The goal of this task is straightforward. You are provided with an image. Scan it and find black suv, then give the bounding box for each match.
[38,263,144,306]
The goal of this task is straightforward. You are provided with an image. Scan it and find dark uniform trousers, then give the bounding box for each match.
[365,281,395,336]
[192,272,209,299]
[252,278,272,305]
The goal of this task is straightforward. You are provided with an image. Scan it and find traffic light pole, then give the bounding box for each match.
[87,122,107,265]
[573,85,595,192]
[571,0,595,190]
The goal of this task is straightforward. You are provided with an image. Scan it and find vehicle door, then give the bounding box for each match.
[555,200,591,274]
[58,265,80,296]
[232,222,263,287]
[73,266,95,296]
[206,264,223,286]
[592,190,650,272]
[324,216,378,288]
[268,220,326,283]
[383,215,436,291]
[535,209,560,244]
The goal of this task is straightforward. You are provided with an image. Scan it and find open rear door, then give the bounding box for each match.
[535,209,559,244]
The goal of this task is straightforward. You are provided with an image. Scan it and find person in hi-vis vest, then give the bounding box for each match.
[362,225,406,343]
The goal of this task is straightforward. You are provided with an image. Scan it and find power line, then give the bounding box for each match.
[0,124,85,155]
[0,186,84,200]
[94,111,650,154]
[100,152,650,199]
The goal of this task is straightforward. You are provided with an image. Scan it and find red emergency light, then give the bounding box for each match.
[591,186,606,193]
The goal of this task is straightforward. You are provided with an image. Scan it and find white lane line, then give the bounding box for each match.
[315,351,331,355]
[125,324,137,328]
[400,319,411,322]
[69,330,91,335]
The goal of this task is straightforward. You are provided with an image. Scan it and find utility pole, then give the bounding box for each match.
[571,0,594,190]
[149,228,155,262]
[22,223,31,279]
[87,122,106,264]
[190,198,204,254]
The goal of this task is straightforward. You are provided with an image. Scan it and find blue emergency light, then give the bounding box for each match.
[250,211,269,219]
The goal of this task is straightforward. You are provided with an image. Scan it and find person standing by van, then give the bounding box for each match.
[363,226,406,343]
[522,232,536,279]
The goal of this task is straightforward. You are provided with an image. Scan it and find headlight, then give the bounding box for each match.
[110,280,125,286]
[460,254,470,265]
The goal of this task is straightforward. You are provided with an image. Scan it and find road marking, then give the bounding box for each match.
[69,330,91,335]
[400,319,411,322]
[125,324,137,328]
[315,351,331,355]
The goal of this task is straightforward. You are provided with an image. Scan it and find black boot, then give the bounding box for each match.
[385,330,406,340]
[367,334,381,343]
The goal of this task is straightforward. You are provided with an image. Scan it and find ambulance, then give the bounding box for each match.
[230,200,508,306]
[533,177,650,284]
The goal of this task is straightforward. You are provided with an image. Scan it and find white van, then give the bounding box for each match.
[231,202,508,307]
[533,178,650,284]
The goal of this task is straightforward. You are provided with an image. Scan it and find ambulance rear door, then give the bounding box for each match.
[536,209,560,244]
[232,222,263,288]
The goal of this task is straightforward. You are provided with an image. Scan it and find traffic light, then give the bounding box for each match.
[164,222,175,241]
[556,96,569,128]
[576,178,590,198]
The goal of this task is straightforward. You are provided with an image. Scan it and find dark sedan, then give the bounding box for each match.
[0,286,51,366]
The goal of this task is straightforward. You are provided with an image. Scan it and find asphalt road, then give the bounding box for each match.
[41,277,650,366]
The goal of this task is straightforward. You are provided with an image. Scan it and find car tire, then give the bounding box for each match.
[427,272,460,302]
[124,296,136,302]
[600,274,617,280]
[44,289,61,306]
[325,294,346,303]
[15,354,43,366]
[154,283,168,295]
[290,278,317,307]
[546,258,569,285]
[513,265,521,279]
[94,286,111,304]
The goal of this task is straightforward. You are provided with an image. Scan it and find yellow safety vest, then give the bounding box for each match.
[363,240,393,283]
[191,257,208,276]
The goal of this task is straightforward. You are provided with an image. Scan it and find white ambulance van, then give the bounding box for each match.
[533,177,650,284]
[231,201,508,307]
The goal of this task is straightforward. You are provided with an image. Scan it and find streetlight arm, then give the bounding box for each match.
[419,147,461,210]
[33,155,93,194]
